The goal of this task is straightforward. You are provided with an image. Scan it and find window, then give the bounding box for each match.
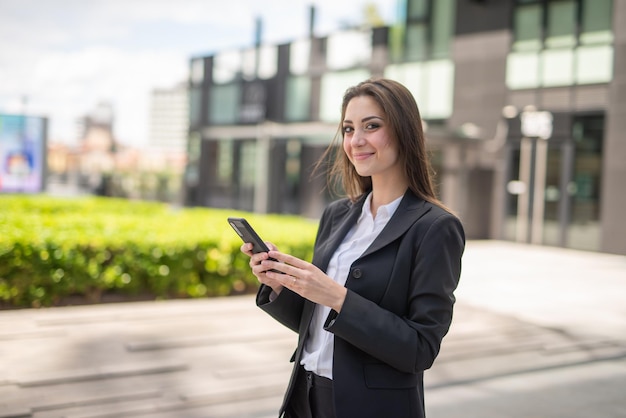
[513,4,542,51]
[241,44,278,80]
[189,87,202,127]
[385,60,454,119]
[580,0,613,44]
[213,50,241,84]
[190,58,204,84]
[545,1,576,48]
[406,24,428,61]
[407,0,428,20]
[507,0,614,89]
[217,140,233,184]
[430,0,455,58]
[285,76,311,122]
[568,114,604,251]
[240,141,257,188]
[326,30,372,70]
[319,70,371,122]
[209,84,240,124]
[258,45,278,79]
[290,39,311,75]
[401,0,455,62]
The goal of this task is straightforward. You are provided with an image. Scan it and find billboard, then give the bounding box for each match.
[0,114,47,193]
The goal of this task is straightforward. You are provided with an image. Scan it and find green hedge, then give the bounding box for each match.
[0,194,318,308]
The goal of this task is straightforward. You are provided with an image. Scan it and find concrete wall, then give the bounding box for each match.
[601,1,626,255]
[449,29,511,239]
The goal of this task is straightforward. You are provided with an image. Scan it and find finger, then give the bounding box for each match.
[250,251,269,265]
[261,259,301,277]
[240,243,253,256]
[267,251,308,269]
[267,271,297,289]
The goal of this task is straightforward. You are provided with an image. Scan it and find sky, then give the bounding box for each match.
[0,0,398,148]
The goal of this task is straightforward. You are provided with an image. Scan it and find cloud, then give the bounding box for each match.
[18,46,187,145]
[0,0,397,146]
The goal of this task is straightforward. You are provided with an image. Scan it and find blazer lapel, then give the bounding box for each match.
[359,191,431,259]
[315,195,366,272]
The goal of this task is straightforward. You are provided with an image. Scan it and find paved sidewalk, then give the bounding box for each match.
[0,241,625,417]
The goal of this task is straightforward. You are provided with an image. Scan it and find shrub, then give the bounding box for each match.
[0,194,318,308]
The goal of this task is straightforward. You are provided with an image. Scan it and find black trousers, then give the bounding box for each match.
[284,366,336,418]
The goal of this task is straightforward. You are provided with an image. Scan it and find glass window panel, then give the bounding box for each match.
[189,87,202,127]
[209,83,239,124]
[190,58,204,84]
[506,52,540,89]
[581,0,613,44]
[187,132,201,160]
[431,0,455,59]
[319,70,371,122]
[541,49,574,86]
[513,4,542,51]
[388,24,406,63]
[213,50,241,84]
[384,62,426,108]
[576,45,613,84]
[258,44,278,79]
[407,0,429,20]
[425,60,454,119]
[326,30,372,70]
[286,139,301,182]
[217,140,233,184]
[240,141,257,188]
[545,1,576,48]
[285,76,311,121]
[242,48,256,81]
[406,23,428,61]
[568,115,604,251]
[290,38,311,75]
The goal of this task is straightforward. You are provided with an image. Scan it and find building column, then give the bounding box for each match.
[600,1,626,254]
[254,129,271,214]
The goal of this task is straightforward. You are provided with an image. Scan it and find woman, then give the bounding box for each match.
[242,78,465,418]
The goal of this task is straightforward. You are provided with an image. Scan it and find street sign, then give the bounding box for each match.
[521,110,553,140]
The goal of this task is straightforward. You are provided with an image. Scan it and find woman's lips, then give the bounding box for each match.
[352,152,374,161]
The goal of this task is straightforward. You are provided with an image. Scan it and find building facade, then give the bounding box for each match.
[149,83,189,154]
[184,0,626,255]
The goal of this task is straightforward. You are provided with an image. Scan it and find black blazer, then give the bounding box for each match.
[257,190,465,418]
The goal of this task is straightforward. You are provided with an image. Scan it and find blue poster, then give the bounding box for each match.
[0,114,47,193]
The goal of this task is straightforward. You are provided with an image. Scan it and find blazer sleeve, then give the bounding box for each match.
[256,285,305,334]
[324,211,465,373]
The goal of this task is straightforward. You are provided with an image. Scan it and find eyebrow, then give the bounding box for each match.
[342,115,384,124]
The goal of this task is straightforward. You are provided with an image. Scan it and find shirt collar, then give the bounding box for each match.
[359,192,404,222]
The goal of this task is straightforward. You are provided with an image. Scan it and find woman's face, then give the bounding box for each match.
[342,95,402,182]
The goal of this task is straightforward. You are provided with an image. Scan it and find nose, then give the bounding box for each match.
[350,129,366,147]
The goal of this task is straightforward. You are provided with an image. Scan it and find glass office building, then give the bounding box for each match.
[184,0,626,255]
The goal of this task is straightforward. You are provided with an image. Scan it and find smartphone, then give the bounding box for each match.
[228,217,273,255]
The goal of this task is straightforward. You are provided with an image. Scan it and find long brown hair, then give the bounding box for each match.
[317,77,449,212]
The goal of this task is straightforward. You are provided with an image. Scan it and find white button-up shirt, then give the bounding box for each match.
[301,192,403,379]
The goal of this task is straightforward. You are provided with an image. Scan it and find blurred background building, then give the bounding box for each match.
[46,97,186,202]
[182,0,626,255]
[149,83,189,155]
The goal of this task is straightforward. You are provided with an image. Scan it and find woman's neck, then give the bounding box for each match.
[370,177,408,217]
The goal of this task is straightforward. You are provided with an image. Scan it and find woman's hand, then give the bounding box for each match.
[261,250,347,313]
[240,242,284,295]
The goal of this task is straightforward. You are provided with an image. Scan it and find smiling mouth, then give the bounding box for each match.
[353,153,374,160]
